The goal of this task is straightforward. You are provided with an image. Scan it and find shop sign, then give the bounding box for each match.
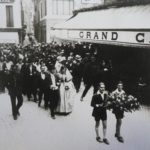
[67,30,150,45]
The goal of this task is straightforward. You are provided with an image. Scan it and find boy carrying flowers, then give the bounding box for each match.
[111,81,126,143]
[109,81,140,143]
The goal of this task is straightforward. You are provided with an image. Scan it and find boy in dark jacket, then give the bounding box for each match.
[91,82,109,145]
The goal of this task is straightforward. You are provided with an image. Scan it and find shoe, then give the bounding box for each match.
[76,89,79,93]
[96,137,103,143]
[117,136,124,143]
[103,138,110,145]
[45,107,48,110]
[80,97,84,102]
[51,116,56,119]
[17,111,20,116]
[13,115,17,120]
[115,133,124,143]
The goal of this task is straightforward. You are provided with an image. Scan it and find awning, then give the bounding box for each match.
[53,4,150,48]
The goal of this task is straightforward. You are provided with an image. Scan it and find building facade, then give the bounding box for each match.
[34,0,104,43]
[34,0,74,42]
[74,0,104,10]
[0,0,22,43]
[22,0,35,35]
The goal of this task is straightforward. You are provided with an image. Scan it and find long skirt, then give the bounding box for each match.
[56,81,75,114]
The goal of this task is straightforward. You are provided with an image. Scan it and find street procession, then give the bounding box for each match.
[0,0,150,150]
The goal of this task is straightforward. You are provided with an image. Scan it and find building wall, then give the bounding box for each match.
[0,0,22,28]
[74,0,104,10]
[22,0,35,34]
[34,0,106,42]
[34,0,75,42]
[0,0,22,43]
[46,0,75,42]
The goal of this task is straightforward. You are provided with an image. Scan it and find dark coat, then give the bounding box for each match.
[25,64,39,90]
[38,72,52,91]
[83,61,102,85]
[6,72,23,95]
[72,63,83,79]
[26,64,37,77]
[91,93,108,117]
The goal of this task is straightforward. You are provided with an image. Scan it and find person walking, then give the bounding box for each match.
[0,56,5,93]
[38,65,49,109]
[111,81,126,143]
[56,66,75,114]
[91,82,109,145]
[26,59,38,102]
[5,64,23,120]
[48,66,59,119]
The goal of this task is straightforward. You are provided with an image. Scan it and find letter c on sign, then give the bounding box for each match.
[136,33,145,43]
[79,32,84,38]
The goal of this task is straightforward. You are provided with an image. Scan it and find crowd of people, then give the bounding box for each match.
[0,42,85,119]
[0,42,143,145]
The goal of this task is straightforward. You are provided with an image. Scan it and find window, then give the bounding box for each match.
[45,0,47,16]
[52,0,58,15]
[64,0,70,15]
[52,0,74,15]
[41,3,43,18]
[40,0,47,19]
[6,5,14,27]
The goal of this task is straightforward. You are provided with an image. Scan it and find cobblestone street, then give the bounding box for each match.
[0,87,150,150]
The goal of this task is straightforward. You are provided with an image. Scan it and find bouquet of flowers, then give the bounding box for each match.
[107,93,140,112]
[124,95,140,112]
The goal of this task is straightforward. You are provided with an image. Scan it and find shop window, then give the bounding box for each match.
[6,5,14,27]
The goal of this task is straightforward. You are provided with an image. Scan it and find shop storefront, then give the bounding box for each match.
[52,4,150,100]
[52,4,150,47]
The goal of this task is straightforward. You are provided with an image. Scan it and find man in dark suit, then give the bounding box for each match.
[6,64,23,120]
[0,56,5,93]
[26,59,38,102]
[38,65,49,109]
[91,82,109,145]
[81,56,100,101]
[72,56,83,93]
[20,59,28,95]
[48,65,59,119]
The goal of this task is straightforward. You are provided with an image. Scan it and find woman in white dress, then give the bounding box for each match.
[56,66,75,114]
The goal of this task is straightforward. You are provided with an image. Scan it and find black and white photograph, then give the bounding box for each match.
[0,0,150,150]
